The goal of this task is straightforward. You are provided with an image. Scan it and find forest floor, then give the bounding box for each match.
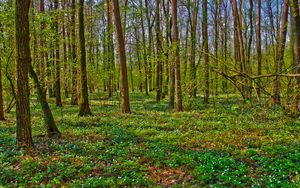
[0,93,299,187]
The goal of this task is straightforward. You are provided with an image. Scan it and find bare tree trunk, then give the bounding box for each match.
[291,0,300,114]
[70,0,78,105]
[172,0,183,111]
[40,0,46,94]
[189,0,199,98]
[113,0,131,113]
[62,0,69,98]
[54,0,62,107]
[29,64,61,138]
[273,0,289,104]
[139,0,149,95]
[156,0,163,102]
[107,0,115,98]
[78,0,92,116]
[203,0,210,105]
[0,21,4,120]
[257,0,262,98]
[16,0,34,148]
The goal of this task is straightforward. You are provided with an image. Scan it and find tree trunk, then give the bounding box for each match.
[112,0,131,113]
[107,0,115,98]
[291,0,300,114]
[273,0,289,104]
[78,0,92,116]
[203,0,210,105]
[257,0,262,98]
[156,0,163,102]
[54,0,62,107]
[0,21,4,120]
[15,0,34,148]
[39,0,46,94]
[172,0,183,112]
[29,64,61,138]
[70,0,78,105]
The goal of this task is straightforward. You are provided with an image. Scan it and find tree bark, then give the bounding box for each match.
[54,0,63,107]
[0,21,4,120]
[172,0,183,111]
[29,64,61,138]
[203,0,210,105]
[156,0,163,102]
[112,0,131,113]
[15,0,34,148]
[273,0,289,104]
[70,0,78,105]
[291,0,300,113]
[78,0,92,116]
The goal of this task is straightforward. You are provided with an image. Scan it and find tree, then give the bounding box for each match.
[291,0,300,114]
[172,0,183,112]
[273,0,289,104]
[188,0,199,98]
[257,0,262,97]
[203,0,209,105]
[107,0,115,98]
[54,0,62,107]
[15,0,33,148]
[155,0,163,102]
[70,0,78,105]
[112,0,131,113]
[29,64,61,138]
[0,20,5,121]
[78,0,92,116]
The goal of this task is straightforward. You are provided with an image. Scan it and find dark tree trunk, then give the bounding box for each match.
[78,0,92,116]
[70,0,78,105]
[172,0,183,112]
[203,0,210,105]
[0,21,5,120]
[107,0,115,98]
[29,64,61,138]
[139,0,149,95]
[156,0,163,102]
[54,0,62,107]
[273,0,289,104]
[15,0,34,148]
[113,0,131,113]
[291,0,300,114]
[257,0,262,98]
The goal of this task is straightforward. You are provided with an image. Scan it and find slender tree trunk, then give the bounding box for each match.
[139,0,149,95]
[40,0,46,94]
[29,64,61,137]
[62,0,69,98]
[172,0,183,112]
[145,0,153,92]
[54,0,62,107]
[291,0,300,113]
[70,0,78,105]
[257,0,262,98]
[189,0,199,98]
[0,21,4,120]
[112,0,131,113]
[163,0,170,98]
[273,0,289,104]
[78,0,92,116]
[107,0,115,98]
[156,0,163,102]
[203,0,210,105]
[16,0,34,148]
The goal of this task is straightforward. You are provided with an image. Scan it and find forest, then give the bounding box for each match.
[0,0,299,187]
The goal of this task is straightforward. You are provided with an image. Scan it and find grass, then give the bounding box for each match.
[0,93,299,187]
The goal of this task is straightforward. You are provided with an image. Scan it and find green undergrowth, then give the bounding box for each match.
[0,93,299,187]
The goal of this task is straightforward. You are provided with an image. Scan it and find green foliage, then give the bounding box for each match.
[0,93,299,187]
